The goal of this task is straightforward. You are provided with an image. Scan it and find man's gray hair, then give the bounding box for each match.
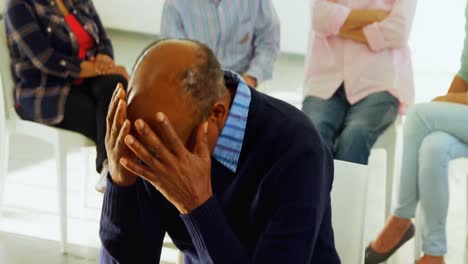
[178,42,225,119]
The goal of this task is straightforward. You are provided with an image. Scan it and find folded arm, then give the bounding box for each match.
[338,10,389,44]
[360,0,418,51]
[311,1,391,44]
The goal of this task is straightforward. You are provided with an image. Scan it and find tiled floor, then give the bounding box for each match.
[1,29,468,264]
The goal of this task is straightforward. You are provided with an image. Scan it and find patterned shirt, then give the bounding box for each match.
[213,71,251,172]
[161,0,281,84]
[4,0,113,124]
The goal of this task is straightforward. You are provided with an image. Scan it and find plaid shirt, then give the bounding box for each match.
[4,0,113,124]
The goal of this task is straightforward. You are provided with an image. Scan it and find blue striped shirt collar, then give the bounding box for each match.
[213,71,251,173]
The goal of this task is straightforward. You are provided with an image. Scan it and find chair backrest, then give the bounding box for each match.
[331,160,369,264]
[0,17,16,125]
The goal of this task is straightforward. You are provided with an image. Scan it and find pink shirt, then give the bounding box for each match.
[304,0,417,111]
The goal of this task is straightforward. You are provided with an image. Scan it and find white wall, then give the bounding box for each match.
[93,0,164,35]
[0,0,5,15]
[93,0,310,54]
[408,0,466,102]
[272,0,310,54]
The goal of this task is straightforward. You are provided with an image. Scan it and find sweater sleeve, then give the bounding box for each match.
[459,3,468,82]
[362,0,418,51]
[99,177,165,264]
[311,0,351,37]
[179,143,334,263]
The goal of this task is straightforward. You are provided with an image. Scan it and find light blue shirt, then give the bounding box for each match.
[213,71,251,172]
[161,0,281,83]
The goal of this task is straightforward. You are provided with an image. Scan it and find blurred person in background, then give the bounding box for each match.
[160,0,280,89]
[366,3,468,264]
[303,0,417,164]
[4,0,129,192]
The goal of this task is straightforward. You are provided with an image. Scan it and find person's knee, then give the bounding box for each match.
[338,124,371,145]
[419,132,455,163]
[405,103,433,127]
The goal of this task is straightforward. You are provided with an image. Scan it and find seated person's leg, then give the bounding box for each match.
[88,74,128,172]
[335,91,398,165]
[418,132,468,257]
[301,86,348,153]
[54,85,97,149]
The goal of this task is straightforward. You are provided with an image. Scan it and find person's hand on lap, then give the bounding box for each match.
[432,95,448,102]
[102,65,130,81]
[120,113,213,215]
[91,54,115,74]
[105,83,137,187]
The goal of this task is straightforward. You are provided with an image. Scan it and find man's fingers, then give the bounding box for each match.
[109,99,126,148]
[124,134,164,170]
[193,121,210,160]
[115,119,131,153]
[154,112,185,155]
[135,119,173,163]
[106,84,124,142]
[120,157,157,184]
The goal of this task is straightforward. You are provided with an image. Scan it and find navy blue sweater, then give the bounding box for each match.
[99,88,340,264]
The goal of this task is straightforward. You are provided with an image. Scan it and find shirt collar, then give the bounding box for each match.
[213,71,251,173]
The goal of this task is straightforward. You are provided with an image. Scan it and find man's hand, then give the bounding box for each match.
[120,113,212,214]
[242,75,258,88]
[105,83,137,187]
[91,54,115,74]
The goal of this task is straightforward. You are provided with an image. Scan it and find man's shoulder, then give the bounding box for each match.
[247,89,325,156]
[251,89,318,138]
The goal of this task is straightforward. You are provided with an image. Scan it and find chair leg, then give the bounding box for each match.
[80,147,91,218]
[466,175,468,250]
[384,123,399,221]
[0,132,10,210]
[54,139,68,254]
[414,205,423,261]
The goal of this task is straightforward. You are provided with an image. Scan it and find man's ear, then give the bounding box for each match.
[208,101,229,131]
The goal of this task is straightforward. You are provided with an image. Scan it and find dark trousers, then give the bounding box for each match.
[302,84,399,165]
[54,75,128,172]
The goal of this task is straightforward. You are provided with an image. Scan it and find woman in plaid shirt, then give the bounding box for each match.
[4,0,129,192]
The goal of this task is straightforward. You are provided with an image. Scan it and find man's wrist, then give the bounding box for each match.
[180,191,213,215]
[109,173,137,188]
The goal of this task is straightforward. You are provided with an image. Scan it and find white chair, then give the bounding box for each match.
[332,160,369,263]
[372,116,404,220]
[413,158,468,261]
[0,19,94,253]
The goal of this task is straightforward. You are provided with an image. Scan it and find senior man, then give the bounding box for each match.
[99,39,339,264]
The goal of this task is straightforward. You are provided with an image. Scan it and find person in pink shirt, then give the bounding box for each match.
[302,0,417,164]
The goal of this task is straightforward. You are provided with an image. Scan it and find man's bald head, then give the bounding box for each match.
[126,39,227,146]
